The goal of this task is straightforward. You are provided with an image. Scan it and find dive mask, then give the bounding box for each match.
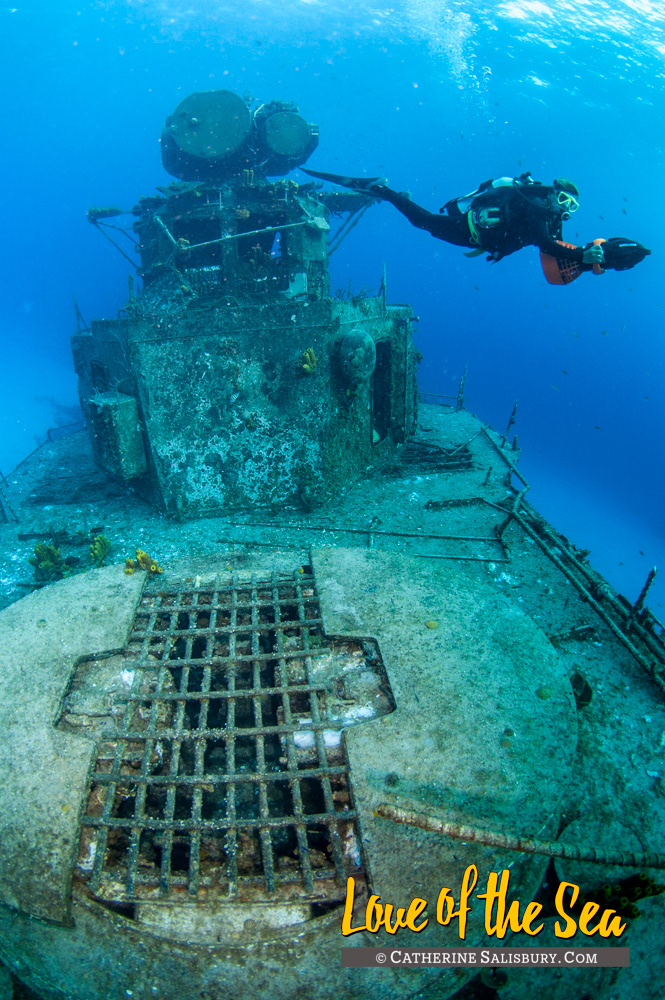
[557,190,579,214]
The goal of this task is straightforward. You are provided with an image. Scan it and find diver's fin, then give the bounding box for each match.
[301,168,383,191]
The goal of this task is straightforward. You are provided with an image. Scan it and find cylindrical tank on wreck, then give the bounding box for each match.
[161,89,319,181]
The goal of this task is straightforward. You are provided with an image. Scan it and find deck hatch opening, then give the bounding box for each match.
[66,569,389,906]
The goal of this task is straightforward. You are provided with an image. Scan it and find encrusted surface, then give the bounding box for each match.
[313,545,578,946]
[0,566,144,922]
[115,297,412,514]
[1,405,665,1000]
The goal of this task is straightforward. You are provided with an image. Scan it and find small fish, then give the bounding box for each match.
[594,425,601,430]
[639,550,645,556]
[229,392,240,405]
[601,330,608,335]
[561,370,568,374]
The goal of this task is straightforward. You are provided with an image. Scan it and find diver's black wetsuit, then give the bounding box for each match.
[373,175,583,263]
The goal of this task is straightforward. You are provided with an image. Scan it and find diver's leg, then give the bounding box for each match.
[373,185,471,247]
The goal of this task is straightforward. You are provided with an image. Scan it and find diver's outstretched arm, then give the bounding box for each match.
[372,185,471,247]
[540,236,650,284]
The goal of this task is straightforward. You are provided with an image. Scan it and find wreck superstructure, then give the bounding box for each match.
[74,89,415,515]
[1,90,665,1000]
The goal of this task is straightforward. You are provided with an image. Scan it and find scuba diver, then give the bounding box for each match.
[303,169,650,284]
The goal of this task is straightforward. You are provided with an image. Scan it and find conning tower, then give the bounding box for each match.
[73,89,417,515]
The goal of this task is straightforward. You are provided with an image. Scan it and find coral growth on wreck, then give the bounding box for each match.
[89,534,111,567]
[301,347,317,374]
[28,544,76,582]
[125,548,163,575]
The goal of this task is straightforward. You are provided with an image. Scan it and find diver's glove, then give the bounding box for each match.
[582,244,605,266]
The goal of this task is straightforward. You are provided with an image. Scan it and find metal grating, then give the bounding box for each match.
[74,570,367,904]
[386,440,474,474]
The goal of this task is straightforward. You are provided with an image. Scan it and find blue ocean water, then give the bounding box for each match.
[1,0,663,609]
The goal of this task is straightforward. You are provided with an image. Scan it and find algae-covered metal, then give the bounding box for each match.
[74,91,416,515]
[160,90,319,181]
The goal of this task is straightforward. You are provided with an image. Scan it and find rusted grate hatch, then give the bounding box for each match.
[68,570,386,906]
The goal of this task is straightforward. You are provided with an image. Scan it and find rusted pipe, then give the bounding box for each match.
[456,366,468,411]
[375,804,665,870]
[633,567,658,619]
[500,400,518,448]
